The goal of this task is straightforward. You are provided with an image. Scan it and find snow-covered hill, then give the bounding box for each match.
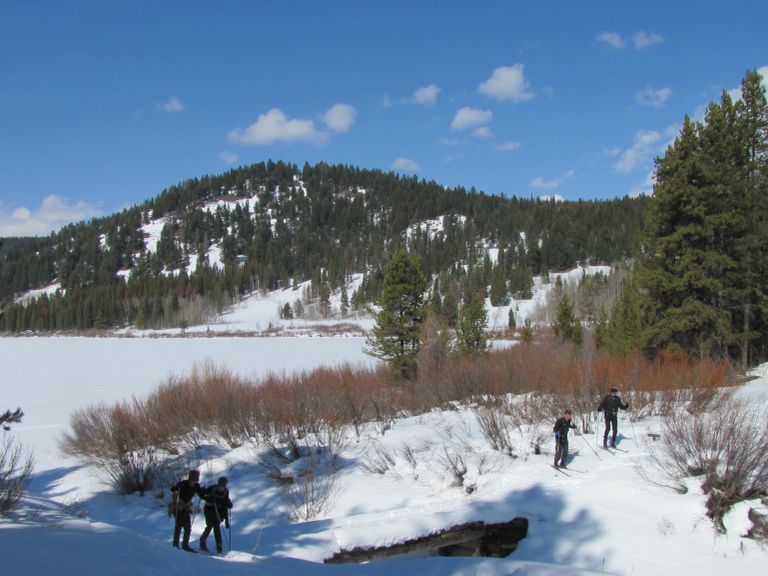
[115,265,610,337]
[2,338,768,575]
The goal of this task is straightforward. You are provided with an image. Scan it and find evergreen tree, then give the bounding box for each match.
[641,70,768,364]
[489,263,509,306]
[552,293,580,344]
[442,286,459,327]
[340,285,349,317]
[520,319,535,344]
[729,70,768,369]
[593,306,609,351]
[365,250,428,379]
[456,291,488,353]
[319,282,331,318]
[641,116,732,356]
[1,407,23,431]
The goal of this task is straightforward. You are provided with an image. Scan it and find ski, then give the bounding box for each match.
[601,446,616,455]
[612,446,629,453]
[551,465,571,476]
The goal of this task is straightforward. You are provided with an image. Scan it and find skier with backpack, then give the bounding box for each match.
[597,386,629,448]
[170,469,207,552]
[199,476,233,554]
[553,409,577,469]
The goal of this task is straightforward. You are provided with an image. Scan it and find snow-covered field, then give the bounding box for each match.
[2,334,768,576]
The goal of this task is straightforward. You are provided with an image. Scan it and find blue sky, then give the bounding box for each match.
[1,0,766,236]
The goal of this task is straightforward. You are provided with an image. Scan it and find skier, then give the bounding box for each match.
[199,476,233,554]
[597,386,629,448]
[553,409,577,469]
[171,469,207,552]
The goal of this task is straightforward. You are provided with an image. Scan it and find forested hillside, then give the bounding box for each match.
[0,162,647,332]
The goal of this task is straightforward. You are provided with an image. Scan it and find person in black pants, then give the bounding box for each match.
[597,386,629,448]
[553,409,577,469]
[171,469,207,552]
[199,476,233,553]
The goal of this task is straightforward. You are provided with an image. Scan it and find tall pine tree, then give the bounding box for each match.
[365,250,429,379]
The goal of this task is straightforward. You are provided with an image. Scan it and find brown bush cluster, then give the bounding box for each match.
[61,339,734,495]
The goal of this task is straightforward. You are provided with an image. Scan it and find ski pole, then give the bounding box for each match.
[581,430,601,460]
[629,414,638,447]
[227,509,232,551]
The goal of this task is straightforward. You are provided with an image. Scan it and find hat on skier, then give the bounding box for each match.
[188,469,200,481]
[218,476,228,486]
[610,386,618,392]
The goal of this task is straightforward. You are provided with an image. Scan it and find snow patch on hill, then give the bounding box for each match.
[13,282,63,306]
[404,214,467,241]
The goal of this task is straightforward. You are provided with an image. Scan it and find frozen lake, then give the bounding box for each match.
[1,336,373,470]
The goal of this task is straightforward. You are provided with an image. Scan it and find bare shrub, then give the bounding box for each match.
[439,446,468,487]
[0,433,34,516]
[471,398,516,457]
[644,397,768,531]
[358,443,396,475]
[280,453,340,521]
[105,448,166,495]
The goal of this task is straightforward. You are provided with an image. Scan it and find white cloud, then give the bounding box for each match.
[218,150,239,165]
[615,129,661,173]
[530,177,561,190]
[498,141,521,151]
[633,31,665,49]
[161,97,185,113]
[615,125,678,173]
[598,31,664,50]
[228,109,325,145]
[478,64,535,102]
[530,170,575,190]
[474,126,493,139]
[451,107,492,131]
[636,86,672,108]
[392,157,420,173]
[596,31,625,49]
[413,84,441,105]
[0,195,102,237]
[323,103,357,132]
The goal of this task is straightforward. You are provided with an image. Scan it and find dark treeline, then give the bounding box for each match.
[0,161,648,332]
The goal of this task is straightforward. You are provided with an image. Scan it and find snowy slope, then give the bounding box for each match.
[116,265,608,337]
[2,337,768,575]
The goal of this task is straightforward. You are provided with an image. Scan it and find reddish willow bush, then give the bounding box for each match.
[61,341,735,485]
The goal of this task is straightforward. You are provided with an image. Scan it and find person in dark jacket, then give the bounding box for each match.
[597,386,629,448]
[553,409,577,469]
[171,469,207,552]
[199,476,233,553]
